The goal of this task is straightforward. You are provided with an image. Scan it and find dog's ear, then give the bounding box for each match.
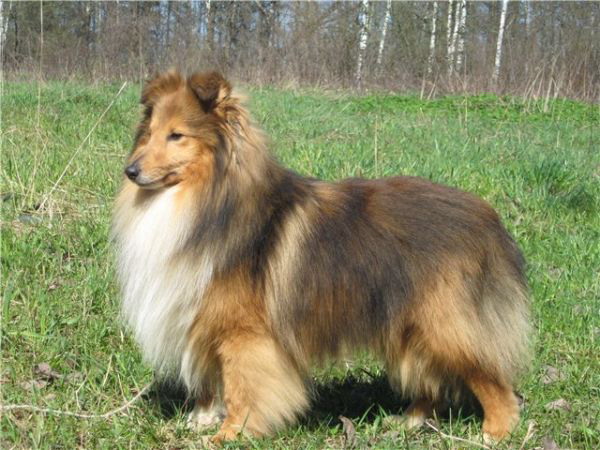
[188,71,232,113]
[141,70,184,107]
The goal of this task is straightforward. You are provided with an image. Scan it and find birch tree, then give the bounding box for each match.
[493,0,509,84]
[205,0,212,48]
[0,1,8,60]
[454,0,467,73]
[448,0,462,75]
[164,1,172,50]
[427,1,438,76]
[355,0,370,87]
[525,0,532,36]
[446,0,454,72]
[376,0,391,67]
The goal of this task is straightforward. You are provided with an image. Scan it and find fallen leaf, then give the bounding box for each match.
[18,214,43,225]
[66,371,84,383]
[542,436,560,450]
[35,362,61,381]
[548,267,563,279]
[544,398,571,412]
[541,365,565,385]
[571,304,587,316]
[339,415,356,449]
[21,379,48,391]
[381,430,400,440]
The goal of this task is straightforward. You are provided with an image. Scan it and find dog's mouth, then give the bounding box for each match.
[132,171,180,189]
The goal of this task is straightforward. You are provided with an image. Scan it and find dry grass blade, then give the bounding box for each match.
[424,419,491,449]
[339,415,356,449]
[0,383,151,419]
[519,420,537,450]
[38,81,127,212]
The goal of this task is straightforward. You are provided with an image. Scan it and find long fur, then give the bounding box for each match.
[113,71,531,443]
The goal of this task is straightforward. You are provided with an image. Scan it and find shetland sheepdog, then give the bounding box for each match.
[112,71,531,444]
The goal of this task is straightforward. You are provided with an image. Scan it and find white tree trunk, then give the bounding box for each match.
[427,1,438,76]
[355,0,370,87]
[0,1,7,57]
[376,0,392,67]
[454,0,467,72]
[525,0,532,36]
[448,0,461,75]
[493,0,509,84]
[205,0,211,35]
[446,0,454,69]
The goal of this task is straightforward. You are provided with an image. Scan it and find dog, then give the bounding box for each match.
[112,70,531,444]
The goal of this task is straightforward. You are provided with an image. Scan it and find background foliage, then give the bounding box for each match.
[2,1,599,100]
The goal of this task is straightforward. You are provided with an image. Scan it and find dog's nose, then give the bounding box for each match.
[125,163,140,181]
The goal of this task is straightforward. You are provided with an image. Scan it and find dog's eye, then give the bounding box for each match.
[168,132,183,141]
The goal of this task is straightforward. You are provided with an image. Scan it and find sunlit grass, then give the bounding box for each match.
[2,82,598,448]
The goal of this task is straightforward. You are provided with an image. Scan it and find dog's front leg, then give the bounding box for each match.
[186,365,226,431]
[210,332,309,444]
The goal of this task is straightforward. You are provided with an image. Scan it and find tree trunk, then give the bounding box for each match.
[0,1,6,65]
[493,0,509,84]
[376,0,391,67]
[165,1,172,51]
[525,0,531,37]
[427,1,438,76]
[448,0,461,75]
[13,3,18,59]
[446,0,454,74]
[355,0,370,87]
[454,0,467,73]
[205,0,213,50]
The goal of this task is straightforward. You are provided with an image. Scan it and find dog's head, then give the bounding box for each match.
[125,70,233,190]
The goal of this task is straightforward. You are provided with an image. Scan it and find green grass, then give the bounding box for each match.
[2,81,599,449]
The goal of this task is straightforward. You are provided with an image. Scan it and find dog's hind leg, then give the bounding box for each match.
[464,373,520,443]
[210,333,309,443]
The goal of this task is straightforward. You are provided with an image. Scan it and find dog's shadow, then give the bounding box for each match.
[147,375,419,428]
[302,375,409,429]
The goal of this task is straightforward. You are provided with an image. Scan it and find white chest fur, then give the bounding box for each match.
[114,187,213,376]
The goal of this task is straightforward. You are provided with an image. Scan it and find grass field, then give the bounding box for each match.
[1,81,599,449]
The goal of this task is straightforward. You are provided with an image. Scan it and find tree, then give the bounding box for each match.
[1,1,597,100]
[427,1,438,76]
[0,1,8,67]
[446,0,454,75]
[447,0,462,75]
[454,0,467,73]
[205,0,212,49]
[525,0,532,37]
[493,0,509,84]
[376,0,391,67]
[355,0,369,87]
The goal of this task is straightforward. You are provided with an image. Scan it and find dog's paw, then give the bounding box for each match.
[383,413,426,431]
[210,427,241,445]
[187,404,226,431]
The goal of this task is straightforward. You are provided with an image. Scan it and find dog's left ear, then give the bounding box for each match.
[142,70,184,107]
[188,71,232,113]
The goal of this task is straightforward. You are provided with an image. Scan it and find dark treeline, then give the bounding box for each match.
[2,1,599,101]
